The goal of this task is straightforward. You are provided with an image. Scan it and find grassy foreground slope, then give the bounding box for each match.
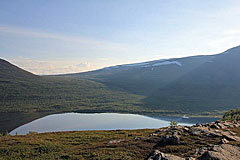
[1,129,155,160]
[0,110,239,160]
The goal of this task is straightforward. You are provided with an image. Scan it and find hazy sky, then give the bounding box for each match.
[1,0,240,75]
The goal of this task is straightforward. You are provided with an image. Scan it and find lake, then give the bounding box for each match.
[10,113,218,135]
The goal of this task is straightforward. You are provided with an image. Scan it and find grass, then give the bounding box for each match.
[0,129,155,160]
[1,126,239,160]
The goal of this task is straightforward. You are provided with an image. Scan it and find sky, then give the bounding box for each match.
[1,0,240,75]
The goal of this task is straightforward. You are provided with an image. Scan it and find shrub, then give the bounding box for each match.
[170,121,178,126]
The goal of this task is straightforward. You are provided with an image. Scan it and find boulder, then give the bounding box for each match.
[148,150,162,160]
[160,134,181,145]
[190,128,204,136]
[183,127,190,132]
[148,150,185,160]
[206,131,222,137]
[210,124,221,129]
[220,138,229,144]
[149,133,159,137]
[216,123,227,129]
[222,122,232,128]
[222,133,240,142]
[198,144,240,160]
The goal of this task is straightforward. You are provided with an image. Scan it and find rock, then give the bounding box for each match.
[162,153,185,160]
[186,158,196,160]
[222,122,232,128]
[108,139,123,144]
[222,134,238,141]
[216,123,227,129]
[210,124,220,129]
[134,137,141,140]
[160,134,181,145]
[207,131,222,137]
[148,150,162,160]
[220,138,229,144]
[190,128,202,136]
[228,131,237,136]
[128,134,133,137]
[233,124,239,128]
[183,127,190,132]
[222,133,240,142]
[194,147,208,157]
[155,129,162,133]
[148,150,185,160]
[204,123,210,127]
[198,144,240,160]
[149,133,159,137]
[194,123,201,127]
[215,120,221,124]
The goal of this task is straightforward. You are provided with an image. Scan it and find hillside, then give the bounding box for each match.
[0,59,145,132]
[0,118,239,159]
[0,59,144,113]
[1,45,240,132]
[66,45,240,113]
[0,59,38,81]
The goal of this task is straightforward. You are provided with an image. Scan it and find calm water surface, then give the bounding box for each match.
[10,113,218,135]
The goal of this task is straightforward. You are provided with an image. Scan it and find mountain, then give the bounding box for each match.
[66,45,240,113]
[66,55,214,95]
[0,58,143,112]
[0,59,38,81]
[0,58,145,132]
[1,45,240,116]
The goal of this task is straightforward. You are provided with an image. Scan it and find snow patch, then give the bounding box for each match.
[152,61,182,67]
[123,62,149,67]
[103,61,182,70]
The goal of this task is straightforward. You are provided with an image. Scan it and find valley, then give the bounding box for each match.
[1,46,240,133]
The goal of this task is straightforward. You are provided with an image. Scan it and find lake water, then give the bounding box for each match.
[10,113,218,135]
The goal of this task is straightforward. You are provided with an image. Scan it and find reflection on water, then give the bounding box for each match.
[10,113,218,135]
[147,115,219,124]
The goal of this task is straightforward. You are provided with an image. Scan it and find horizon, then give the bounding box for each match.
[1,0,240,74]
[2,44,237,76]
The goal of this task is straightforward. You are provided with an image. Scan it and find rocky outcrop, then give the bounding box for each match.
[160,134,181,145]
[198,144,240,160]
[146,120,240,160]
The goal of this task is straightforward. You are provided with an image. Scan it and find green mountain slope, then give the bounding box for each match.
[0,59,144,113]
[70,55,213,95]
[0,59,148,132]
[146,46,240,112]
[0,59,38,81]
[67,45,240,113]
[2,45,240,115]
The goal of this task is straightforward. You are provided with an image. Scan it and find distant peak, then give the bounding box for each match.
[223,45,240,54]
